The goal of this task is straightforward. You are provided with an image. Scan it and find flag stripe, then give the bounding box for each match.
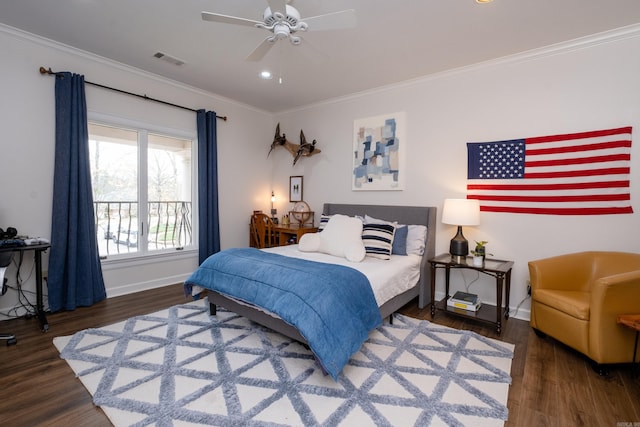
[524,167,630,179]
[525,153,630,168]
[467,126,633,215]
[526,140,631,156]
[526,126,632,144]
[468,180,630,191]
[479,205,633,215]
[470,193,630,203]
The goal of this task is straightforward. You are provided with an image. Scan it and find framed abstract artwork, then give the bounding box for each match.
[289,176,303,202]
[352,112,405,191]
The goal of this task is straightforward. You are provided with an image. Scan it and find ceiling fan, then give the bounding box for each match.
[201,0,356,61]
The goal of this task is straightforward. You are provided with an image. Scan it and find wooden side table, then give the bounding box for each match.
[429,253,513,335]
[617,314,640,375]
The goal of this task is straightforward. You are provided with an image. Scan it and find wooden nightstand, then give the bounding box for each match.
[429,253,513,335]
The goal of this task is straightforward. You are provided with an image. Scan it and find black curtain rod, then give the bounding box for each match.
[39,66,227,121]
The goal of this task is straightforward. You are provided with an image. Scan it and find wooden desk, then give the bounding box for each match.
[272,224,318,246]
[249,223,318,247]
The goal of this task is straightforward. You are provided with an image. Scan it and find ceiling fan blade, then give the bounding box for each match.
[245,38,275,62]
[296,35,329,63]
[201,11,262,27]
[267,0,287,15]
[304,9,356,31]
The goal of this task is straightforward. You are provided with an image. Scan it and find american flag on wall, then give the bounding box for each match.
[466,126,633,215]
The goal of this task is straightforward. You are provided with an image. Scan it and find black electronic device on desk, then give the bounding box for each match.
[0,227,51,344]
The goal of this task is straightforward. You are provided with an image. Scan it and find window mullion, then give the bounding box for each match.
[138,129,149,253]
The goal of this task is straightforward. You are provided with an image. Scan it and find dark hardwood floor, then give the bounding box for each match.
[0,284,638,426]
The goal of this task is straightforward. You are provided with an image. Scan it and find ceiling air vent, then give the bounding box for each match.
[153,52,185,66]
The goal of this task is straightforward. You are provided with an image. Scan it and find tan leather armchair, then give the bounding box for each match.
[529,251,640,368]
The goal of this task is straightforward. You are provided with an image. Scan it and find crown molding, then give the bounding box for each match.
[280,23,640,115]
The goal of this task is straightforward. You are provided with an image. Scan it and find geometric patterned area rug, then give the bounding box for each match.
[53,300,514,426]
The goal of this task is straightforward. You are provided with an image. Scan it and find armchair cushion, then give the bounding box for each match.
[533,289,590,320]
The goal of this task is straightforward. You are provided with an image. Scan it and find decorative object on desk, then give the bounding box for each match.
[268,124,321,165]
[447,290,482,312]
[289,175,303,202]
[352,112,405,191]
[281,214,290,226]
[54,301,514,427]
[270,191,278,223]
[290,201,313,225]
[442,198,480,263]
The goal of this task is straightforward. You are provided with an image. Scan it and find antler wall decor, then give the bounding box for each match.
[268,123,320,166]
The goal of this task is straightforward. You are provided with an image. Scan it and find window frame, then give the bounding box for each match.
[88,112,198,264]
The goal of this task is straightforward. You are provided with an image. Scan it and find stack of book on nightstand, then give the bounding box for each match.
[447,291,482,312]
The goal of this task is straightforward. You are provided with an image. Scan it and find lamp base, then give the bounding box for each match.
[450,254,467,264]
[449,225,469,262]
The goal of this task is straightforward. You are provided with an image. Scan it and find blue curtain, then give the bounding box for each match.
[48,72,106,312]
[196,110,221,264]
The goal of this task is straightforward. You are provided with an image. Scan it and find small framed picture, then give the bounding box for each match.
[289,176,303,202]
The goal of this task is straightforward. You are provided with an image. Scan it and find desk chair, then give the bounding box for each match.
[250,212,278,248]
[0,252,17,345]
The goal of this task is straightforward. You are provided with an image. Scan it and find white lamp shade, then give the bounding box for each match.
[442,199,480,226]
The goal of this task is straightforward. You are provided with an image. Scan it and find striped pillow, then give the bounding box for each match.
[362,222,396,259]
[318,214,332,231]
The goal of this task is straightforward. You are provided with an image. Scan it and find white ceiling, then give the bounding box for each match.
[2,0,640,113]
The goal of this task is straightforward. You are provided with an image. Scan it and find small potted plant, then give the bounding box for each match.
[470,241,492,266]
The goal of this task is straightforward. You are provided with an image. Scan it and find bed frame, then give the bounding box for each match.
[208,203,437,343]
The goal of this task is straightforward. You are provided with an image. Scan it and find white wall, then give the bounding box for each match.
[0,26,273,316]
[271,28,640,320]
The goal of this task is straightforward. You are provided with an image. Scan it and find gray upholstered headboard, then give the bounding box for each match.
[322,203,436,308]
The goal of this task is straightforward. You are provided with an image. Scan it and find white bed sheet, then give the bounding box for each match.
[262,244,421,307]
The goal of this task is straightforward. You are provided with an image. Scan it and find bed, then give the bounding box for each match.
[184,203,436,378]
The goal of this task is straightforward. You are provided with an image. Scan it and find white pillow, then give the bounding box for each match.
[406,225,427,256]
[298,232,321,251]
[299,214,365,262]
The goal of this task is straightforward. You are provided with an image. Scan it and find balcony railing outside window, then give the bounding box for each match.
[95,201,192,257]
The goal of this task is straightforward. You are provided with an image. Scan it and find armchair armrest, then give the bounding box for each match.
[591,270,640,321]
[588,270,640,362]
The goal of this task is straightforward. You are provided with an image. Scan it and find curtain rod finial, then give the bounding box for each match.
[39,66,52,75]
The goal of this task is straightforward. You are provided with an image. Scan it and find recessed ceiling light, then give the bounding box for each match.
[260,70,272,79]
[476,0,494,3]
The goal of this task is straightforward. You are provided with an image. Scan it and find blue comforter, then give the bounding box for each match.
[184,248,381,379]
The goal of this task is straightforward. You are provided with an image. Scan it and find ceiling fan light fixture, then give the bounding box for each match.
[273,24,290,39]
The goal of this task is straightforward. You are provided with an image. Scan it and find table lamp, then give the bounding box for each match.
[270,191,277,222]
[442,198,480,263]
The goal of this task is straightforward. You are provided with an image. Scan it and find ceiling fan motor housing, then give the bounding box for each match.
[263,5,304,32]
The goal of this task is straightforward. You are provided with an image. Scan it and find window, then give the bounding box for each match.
[88,122,195,259]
